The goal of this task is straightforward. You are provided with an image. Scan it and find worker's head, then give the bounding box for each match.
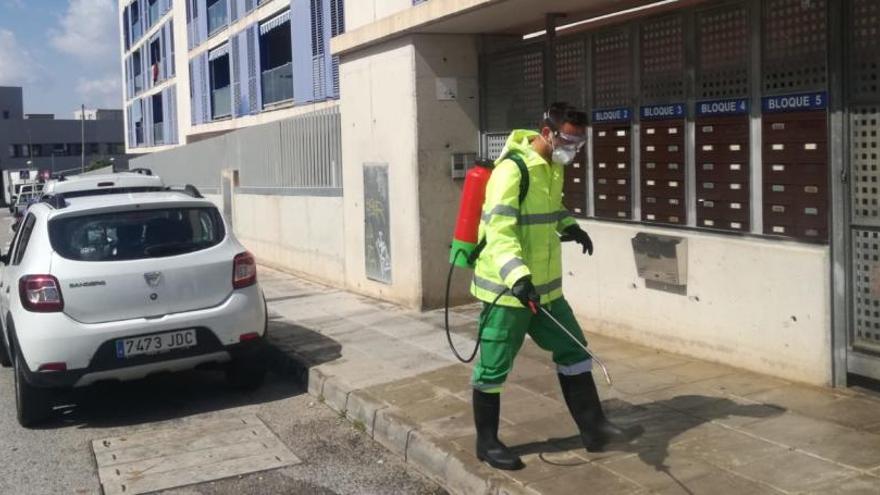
[535,102,588,165]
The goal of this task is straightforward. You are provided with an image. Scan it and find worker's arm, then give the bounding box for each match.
[482,160,530,288]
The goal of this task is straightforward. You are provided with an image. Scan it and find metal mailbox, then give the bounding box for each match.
[563,148,587,217]
[761,109,829,242]
[695,114,751,232]
[631,232,688,289]
[641,119,686,225]
[593,123,632,220]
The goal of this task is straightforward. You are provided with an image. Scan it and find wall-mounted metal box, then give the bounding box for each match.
[632,233,688,292]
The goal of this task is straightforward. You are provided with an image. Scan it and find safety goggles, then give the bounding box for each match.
[554,131,587,151]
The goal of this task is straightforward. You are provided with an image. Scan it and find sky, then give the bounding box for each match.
[0,0,122,119]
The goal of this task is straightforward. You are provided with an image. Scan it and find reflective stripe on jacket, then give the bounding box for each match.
[470,129,578,307]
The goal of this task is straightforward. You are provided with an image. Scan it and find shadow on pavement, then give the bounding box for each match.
[33,319,342,430]
[511,395,786,478]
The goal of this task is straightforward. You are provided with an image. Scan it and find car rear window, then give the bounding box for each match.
[49,207,226,261]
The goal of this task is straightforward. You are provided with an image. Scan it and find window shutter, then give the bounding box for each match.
[245,0,255,13]
[168,20,175,77]
[190,59,201,125]
[291,0,315,104]
[200,52,210,123]
[230,0,238,22]
[169,86,178,144]
[197,0,208,45]
[247,23,261,114]
[144,97,153,147]
[232,32,244,116]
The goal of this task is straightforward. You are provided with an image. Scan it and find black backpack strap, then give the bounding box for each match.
[506,153,530,205]
[468,153,529,265]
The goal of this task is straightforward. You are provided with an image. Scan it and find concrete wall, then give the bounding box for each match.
[412,34,480,308]
[344,0,413,31]
[339,37,423,308]
[563,220,832,386]
[233,194,346,286]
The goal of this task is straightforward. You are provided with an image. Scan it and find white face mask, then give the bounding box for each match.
[552,145,578,166]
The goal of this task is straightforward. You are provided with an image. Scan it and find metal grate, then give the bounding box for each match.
[851,107,880,226]
[850,0,880,102]
[484,133,509,160]
[762,0,827,94]
[593,28,632,109]
[556,39,586,109]
[853,229,880,353]
[696,5,750,99]
[640,16,685,103]
[483,47,544,132]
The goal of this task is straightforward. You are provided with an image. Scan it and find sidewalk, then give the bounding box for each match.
[259,266,880,495]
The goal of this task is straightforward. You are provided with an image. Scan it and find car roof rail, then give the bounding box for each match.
[40,194,68,209]
[130,168,153,176]
[166,184,204,199]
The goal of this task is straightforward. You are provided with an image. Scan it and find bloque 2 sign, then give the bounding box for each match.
[592,108,632,123]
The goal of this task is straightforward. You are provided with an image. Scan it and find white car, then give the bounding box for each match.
[0,188,267,426]
[42,170,164,198]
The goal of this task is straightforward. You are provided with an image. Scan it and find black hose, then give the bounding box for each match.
[444,249,507,363]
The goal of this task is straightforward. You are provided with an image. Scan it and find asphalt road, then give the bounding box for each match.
[0,212,445,495]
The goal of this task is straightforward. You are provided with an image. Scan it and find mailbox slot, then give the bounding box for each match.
[594,123,632,220]
[641,120,686,225]
[695,114,751,232]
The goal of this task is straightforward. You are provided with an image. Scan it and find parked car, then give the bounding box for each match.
[0,187,268,426]
[13,193,35,217]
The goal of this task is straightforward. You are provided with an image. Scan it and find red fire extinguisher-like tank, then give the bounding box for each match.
[449,159,494,268]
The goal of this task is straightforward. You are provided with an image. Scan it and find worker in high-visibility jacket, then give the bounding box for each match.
[470,102,637,471]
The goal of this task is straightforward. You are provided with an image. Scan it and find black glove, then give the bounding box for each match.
[511,276,540,313]
[561,225,593,255]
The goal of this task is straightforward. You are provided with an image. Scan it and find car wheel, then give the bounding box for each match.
[226,356,267,391]
[13,349,52,427]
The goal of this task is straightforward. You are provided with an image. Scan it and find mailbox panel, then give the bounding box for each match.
[562,148,587,217]
[695,115,751,231]
[761,110,828,242]
[641,120,686,225]
[594,123,632,219]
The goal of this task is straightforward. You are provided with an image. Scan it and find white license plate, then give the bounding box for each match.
[116,330,197,358]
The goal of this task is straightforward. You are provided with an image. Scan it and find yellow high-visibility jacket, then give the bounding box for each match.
[471,129,578,307]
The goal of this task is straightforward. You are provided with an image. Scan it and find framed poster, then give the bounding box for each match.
[364,163,392,284]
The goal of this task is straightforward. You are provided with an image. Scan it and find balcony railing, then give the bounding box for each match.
[261,62,294,107]
[152,123,164,145]
[207,1,228,35]
[212,86,232,119]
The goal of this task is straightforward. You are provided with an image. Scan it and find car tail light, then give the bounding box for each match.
[19,275,64,312]
[233,252,257,289]
[38,362,67,372]
[239,332,260,342]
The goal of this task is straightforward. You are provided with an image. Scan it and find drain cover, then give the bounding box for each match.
[93,414,300,495]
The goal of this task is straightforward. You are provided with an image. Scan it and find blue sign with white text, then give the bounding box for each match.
[592,108,632,123]
[696,98,749,117]
[640,103,685,120]
[762,92,827,113]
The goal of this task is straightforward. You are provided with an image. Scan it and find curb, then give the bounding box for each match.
[287,359,530,495]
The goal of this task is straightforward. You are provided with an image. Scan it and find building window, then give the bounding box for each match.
[148,0,160,29]
[152,94,164,145]
[8,145,14,157]
[132,103,144,146]
[207,0,228,36]
[2,110,9,119]
[52,143,66,156]
[30,144,43,157]
[260,12,293,107]
[68,143,82,156]
[108,143,125,155]
[130,0,141,41]
[209,47,231,119]
[150,38,162,85]
[133,50,144,94]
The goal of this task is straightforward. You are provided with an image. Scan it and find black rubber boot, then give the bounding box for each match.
[558,372,639,452]
[473,389,525,470]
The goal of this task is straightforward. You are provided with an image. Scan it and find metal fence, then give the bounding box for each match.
[130,106,342,196]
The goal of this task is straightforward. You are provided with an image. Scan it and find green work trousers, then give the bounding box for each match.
[471,297,591,392]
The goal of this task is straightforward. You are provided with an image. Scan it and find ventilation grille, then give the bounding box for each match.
[762,0,827,94]
[483,47,544,132]
[853,229,880,353]
[593,28,632,109]
[641,16,685,102]
[852,107,880,225]
[850,0,880,102]
[697,5,750,99]
[555,39,586,109]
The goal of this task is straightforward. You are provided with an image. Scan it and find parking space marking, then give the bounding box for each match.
[93,413,301,495]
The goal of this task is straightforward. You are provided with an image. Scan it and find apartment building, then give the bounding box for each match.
[119,0,343,153]
[0,86,128,173]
